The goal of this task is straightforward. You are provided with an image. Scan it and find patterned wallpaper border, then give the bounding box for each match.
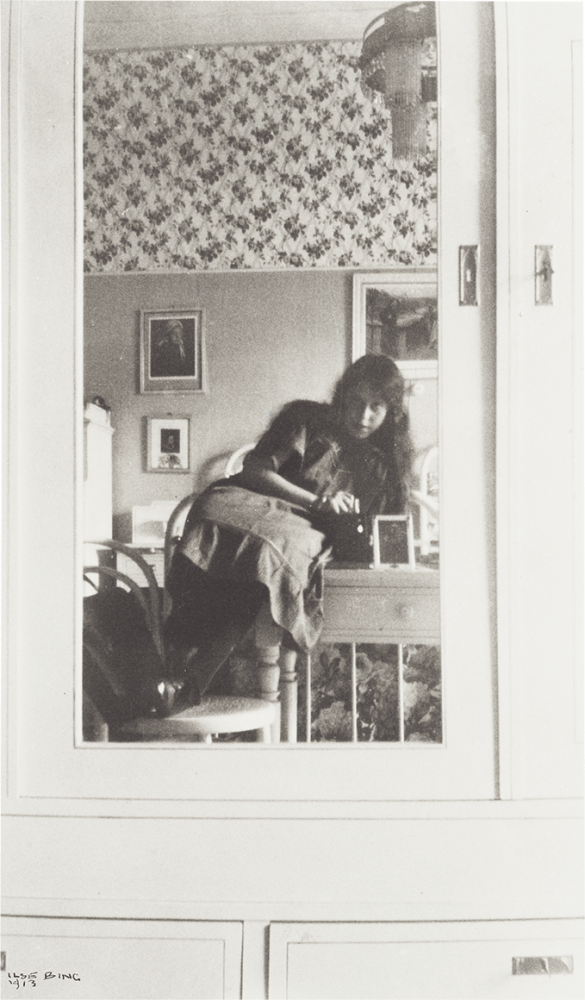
[84,42,437,273]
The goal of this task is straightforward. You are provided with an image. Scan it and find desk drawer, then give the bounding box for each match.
[116,550,164,588]
[322,586,440,644]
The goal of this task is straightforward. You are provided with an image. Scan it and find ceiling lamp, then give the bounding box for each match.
[359,2,437,160]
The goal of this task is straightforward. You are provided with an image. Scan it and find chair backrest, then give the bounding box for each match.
[163,491,200,601]
[414,445,439,556]
[224,442,256,478]
[84,540,164,657]
[83,542,167,726]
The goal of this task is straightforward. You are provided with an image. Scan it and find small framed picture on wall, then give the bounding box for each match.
[352,270,437,382]
[146,417,190,473]
[140,308,205,393]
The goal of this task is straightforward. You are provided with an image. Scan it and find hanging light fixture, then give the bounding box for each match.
[359,1,437,160]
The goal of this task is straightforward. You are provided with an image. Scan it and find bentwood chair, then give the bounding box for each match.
[411,444,439,557]
[83,541,275,743]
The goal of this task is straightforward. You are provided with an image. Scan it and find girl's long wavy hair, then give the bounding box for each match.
[331,354,414,509]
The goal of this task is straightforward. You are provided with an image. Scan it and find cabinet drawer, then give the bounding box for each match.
[116,550,164,588]
[269,920,583,1000]
[2,917,242,1000]
[322,586,440,644]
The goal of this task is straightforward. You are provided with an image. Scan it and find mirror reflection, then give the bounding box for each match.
[82,1,440,746]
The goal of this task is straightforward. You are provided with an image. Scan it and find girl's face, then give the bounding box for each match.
[342,381,388,440]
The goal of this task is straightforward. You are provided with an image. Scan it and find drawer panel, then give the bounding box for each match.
[116,551,164,588]
[269,921,584,1000]
[2,917,242,999]
[322,586,440,643]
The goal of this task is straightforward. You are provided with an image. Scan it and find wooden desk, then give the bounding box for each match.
[254,565,441,743]
[110,552,441,743]
[321,565,440,645]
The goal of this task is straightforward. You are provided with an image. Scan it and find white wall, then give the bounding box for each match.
[85,270,351,531]
[83,0,396,50]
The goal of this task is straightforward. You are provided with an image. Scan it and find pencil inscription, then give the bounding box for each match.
[6,971,81,988]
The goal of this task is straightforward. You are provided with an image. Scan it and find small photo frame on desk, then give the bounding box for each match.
[372,514,415,569]
[146,417,190,473]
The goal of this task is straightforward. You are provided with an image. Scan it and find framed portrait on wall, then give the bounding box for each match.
[352,270,437,381]
[146,417,190,472]
[140,308,205,393]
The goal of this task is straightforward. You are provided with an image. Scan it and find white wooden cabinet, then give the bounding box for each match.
[1,918,242,1000]
[269,921,583,1000]
[495,0,583,802]
[2,3,582,999]
[83,404,114,593]
[83,403,113,542]
[9,1,496,807]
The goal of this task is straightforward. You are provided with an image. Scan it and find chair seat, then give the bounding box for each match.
[115,695,275,741]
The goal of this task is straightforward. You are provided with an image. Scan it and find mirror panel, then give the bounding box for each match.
[9,0,498,804]
[82,2,440,747]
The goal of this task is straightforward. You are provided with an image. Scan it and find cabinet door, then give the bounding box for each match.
[83,416,114,541]
[1,918,242,1000]
[496,2,583,798]
[269,920,584,1000]
[8,0,499,808]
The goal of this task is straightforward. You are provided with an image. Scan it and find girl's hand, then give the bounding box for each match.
[318,491,356,515]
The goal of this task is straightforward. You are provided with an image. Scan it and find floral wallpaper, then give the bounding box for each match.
[84,42,437,273]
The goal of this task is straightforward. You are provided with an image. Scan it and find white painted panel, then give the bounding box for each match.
[4,815,582,922]
[498,1,583,798]
[1,918,242,1000]
[7,0,496,810]
[269,921,584,1000]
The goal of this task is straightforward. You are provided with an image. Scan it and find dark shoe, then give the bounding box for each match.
[140,675,201,718]
[164,640,199,681]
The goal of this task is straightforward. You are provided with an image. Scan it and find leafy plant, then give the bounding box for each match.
[225,638,441,744]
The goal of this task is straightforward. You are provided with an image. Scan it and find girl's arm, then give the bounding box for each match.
[241,455,355,514]
[241,454,316,508]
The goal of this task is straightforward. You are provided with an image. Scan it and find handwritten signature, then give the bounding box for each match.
[6,972,81,988]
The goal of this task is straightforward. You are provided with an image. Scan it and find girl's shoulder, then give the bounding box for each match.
[278,398,330,419]
[253,400,337,459]
[274,399,335,433]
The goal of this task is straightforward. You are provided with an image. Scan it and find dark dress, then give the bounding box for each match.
[166,400,402,654]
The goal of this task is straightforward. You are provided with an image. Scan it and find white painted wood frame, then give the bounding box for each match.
[3,1,502,816]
